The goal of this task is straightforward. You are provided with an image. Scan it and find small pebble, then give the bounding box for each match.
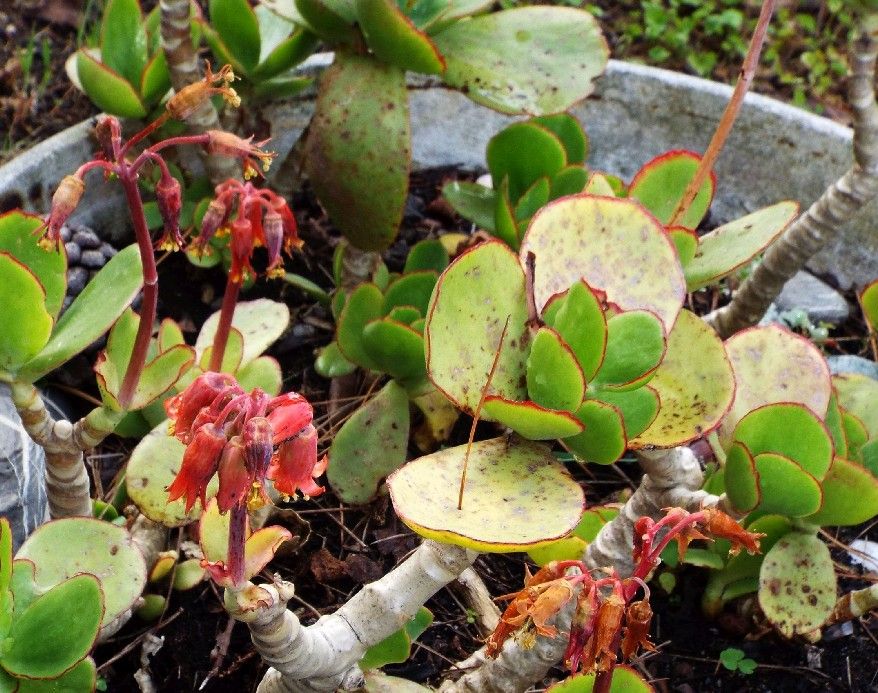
[72,228,101,249]
[66,266,89,295]
[59,225,72,243]
[64,242,81,265]
[81,249,106,269]
[100,242,117,259]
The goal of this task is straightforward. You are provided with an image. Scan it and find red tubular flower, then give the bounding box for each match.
[229,217,256,281]
[167,423,227,512]
[155,173,184,250]
[262,210,285,278]
[267,392,313,443]
[268,425,326,498]
[165,372,240,444]
[199,199,229,248]
[216,437,250,513]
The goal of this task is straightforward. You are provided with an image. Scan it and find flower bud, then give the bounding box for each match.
[165,371,239,443]
[94,116,121,159]
[216,437,251,513]
[262,210,285,277]
[155,174,183,251]
[44,175,85,246]
[243,416,273,481]
[199,199,228,246]
[229,217,255,282]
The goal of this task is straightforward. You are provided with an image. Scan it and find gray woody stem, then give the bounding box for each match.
[708,16,878,338]
[11,382,121,518]
[440,448,721,693]
[226,540,476,692]
[159,0,239,182]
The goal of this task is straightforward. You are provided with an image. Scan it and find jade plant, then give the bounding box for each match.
[315,238,459,504]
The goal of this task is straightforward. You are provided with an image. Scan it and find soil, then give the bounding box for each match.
[4,4,878,693]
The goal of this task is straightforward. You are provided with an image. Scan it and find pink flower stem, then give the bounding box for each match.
[228,504,248,586]
[120,112,171,158]
[131,134,211,171]
[209,276,241,372]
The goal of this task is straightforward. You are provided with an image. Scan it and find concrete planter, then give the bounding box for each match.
[0,58,873,543]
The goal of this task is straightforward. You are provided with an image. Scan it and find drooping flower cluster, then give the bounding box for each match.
[165,371,326,514]
[193,178,301,282]
[487,508,762,679]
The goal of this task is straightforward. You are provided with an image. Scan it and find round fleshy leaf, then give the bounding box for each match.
[527,506,619,566]
[806,457,878,526]
[0,211,66,320]
[833,373,878,439]
[482,397,583,440]
[388,436,584,552]
[328,380,410,504]
[521,195,686,329]
[405,239,449,275]
[668,227,698,267]
[382,270,438,316]
[550,166,588,199]
[843,412,869,460]
[0,575,102,679]
[547,665,654,692]
[195,299,290,368]
[442,181,497,232]
[583,172,616,197]
[593,310,665,390]
[426,241,530,414]
[532,113,587,165]
[16,518,146,627]
[684,201,798,291]
[565,399,626,465]
[630,310,735,448]
[16,657,97,691]
[526,327,585,412]
[237,356,283,395]
[514,177,550,224]
[824,392,847,459]
[386,306,422,326]
[487,122,566,202]
[76,49,147,118]
[724,442,760,513]
[304,51,409,251]
[336,283,384,371]
[591,386,659,439]
[0,253,52,373]
[294,0,358,43]
[752,451,823,517]
[861,279,878,332]
[127,422,218,526]
[732,403,833,480]
[627,150,714,230]
[758,532,835,638]
[362,319,426,382]
[101,0,148,86]
[433,7,608,115]
[551,280,607,381]
[721,326,831,445]
[357,0,445,74]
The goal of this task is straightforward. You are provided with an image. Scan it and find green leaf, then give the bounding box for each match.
[441,181,496,231]
[362,319,427,382]
[198,326,244,375]
[16,519,146,628]
[101,0,148,87]
[628,150,714,229]
[843,412,869,461]
[861,279,878,332]
[684,202,798,290]
[482,396,584,440]
[76,50,147,118]
[426,241,530,414]
[514,177,550,223]
[805,457,878,526]
[382,271,438,316]
[494,178,520,248]
[752,451,823,517]
[593,310,665,390]
[21,244,142,381]
[732,403,833,480]
[388,436,584,552]
[210,0,261,72]
[404,240,449,274]
[357,0,445,74]
[140,51,171,105]
[0,211,66,320]
[668,227,698,267]
[434,7,608,115]
[758,532,835,637]
[566,399,627,464]
[546,665,654,692]
[521,195,685,330]
[526,327,585,411]
[16,658,97,692]
[591,387,659,439]
[327,381,410,504]
[0,520,10,597]
[724,442,760,513]
[237,356,283,395]
[550,280,607,381]
[550,166,589,199]
[359,607,433,670]
[487,122,566,202]
[720,326,831,446]
[200,22,246,75]
[0,575,101,679]
[295,0,358,44]
[532,113,587,165]
[630,310,735,448]
[0,253,52,373]
[304,52,409,251]
[195,299,290,368]
[256,29,319,80]
[315,341,357,378]
[337,283,384,370]
[834,373,878,440]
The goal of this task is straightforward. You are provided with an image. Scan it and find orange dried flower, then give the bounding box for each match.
[620,599,655,661]
[701,507,763,556]
[166,63,240,121]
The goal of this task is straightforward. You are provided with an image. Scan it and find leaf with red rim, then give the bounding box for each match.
[627,150,715,230]
[526,326,585,412]
[550,280,607,381]
[724,441,761,513]
[805,457,878,526]
[357,0,446,74]
[520,194,686,330]
[482,396,584,440]
[565,399,627,464]
[592,310,666,391]
[752,451,823,517]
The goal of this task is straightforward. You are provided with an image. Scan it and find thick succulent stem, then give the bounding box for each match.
[440,448,720,693]
[10,383,121,518]
[159,0,239,182]
[829,583,878,624]
[708,15,878,338]
[226,540,476,692]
